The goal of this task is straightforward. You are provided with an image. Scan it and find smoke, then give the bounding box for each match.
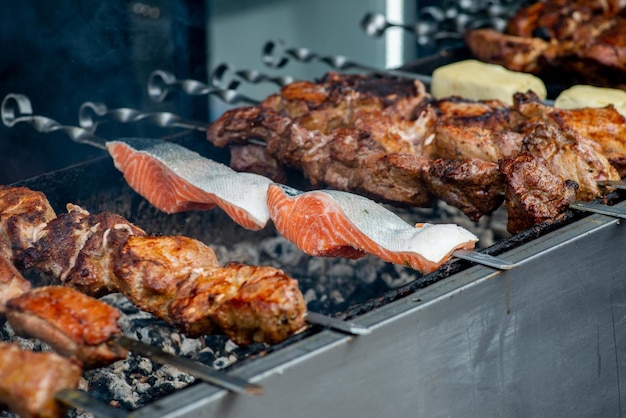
[0,1,206,184]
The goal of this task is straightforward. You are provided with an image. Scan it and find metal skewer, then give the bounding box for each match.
[569,201,626,219]
[1,93,106,150]
[597,179,626,190]
[306,312,371,336]
[261,39,433,85]
[112,336,263,395]
[211,62,295,90]
[55,389,128,418]
[79,101,210,133]
[148,69,260,104]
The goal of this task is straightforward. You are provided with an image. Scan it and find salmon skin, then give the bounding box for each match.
[266,183,478,273]
[106,138,272,230]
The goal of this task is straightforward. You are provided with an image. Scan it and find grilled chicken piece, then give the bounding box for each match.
[114,235,306,346]
[0,186,56,263]
[0,252,31,314]
[499,153,578,234]
[0,342,82,418]
[112,235,219,311]
[6,286,126,369]
[170,262,306,345]
[422,159,506,222]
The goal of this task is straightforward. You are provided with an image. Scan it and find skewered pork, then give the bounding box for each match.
[6,286,127,369]
[0,342,82,418]
[0,186,56,263]
[10,192,306,346]
[499,153,578,233]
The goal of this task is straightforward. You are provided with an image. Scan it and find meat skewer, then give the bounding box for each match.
[4,93,512,269]
[0,184,367,346]
[0,242,265,394]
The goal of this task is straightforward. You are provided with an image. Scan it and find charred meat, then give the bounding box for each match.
[6,286,127,369]
[465,0,626,89]
[499,153,578,233]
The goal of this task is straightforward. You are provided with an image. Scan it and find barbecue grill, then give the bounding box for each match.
[1,1,626,417]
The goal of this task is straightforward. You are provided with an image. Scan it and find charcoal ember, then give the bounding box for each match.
[259,236,305,267]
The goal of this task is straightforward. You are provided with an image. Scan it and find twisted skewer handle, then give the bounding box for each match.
[210,62,295,90]
[79,102,210,133]
[261,39,432,84]
[148,70,260,105]
[1,94,106,150]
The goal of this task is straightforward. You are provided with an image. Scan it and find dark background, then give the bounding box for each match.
[0,1,208,184]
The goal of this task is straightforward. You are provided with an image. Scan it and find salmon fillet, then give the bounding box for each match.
[106,138,272,230]
[266,183,477,273]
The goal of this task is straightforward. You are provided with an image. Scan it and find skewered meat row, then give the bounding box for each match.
[464,0,626,90]
[0,186,307,346]
[206,72,626,233]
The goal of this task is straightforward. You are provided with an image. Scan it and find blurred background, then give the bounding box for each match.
[0,0,518,183]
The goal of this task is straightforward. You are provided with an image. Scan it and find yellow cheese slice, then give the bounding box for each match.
[554,85,626,118]
[430,59,547,105]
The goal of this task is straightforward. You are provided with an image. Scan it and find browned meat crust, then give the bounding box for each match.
[209,105,434,208]
[0,342,82,418]
[465,1,626,89]
[170,262,306,345]
[499,153,578,233]
[0,186,56,263]
[6,286,126,369]
[521,123,619,200]
[114,236,306,346]
[423,159,506,222]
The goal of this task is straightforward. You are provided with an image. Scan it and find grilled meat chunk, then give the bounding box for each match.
[64,211,146,296]
[433,96,526,162]
[114,235,306,346]
[6,286,126,369]
[209,106,434,207]
[22,204,145,292]
[112,235,219,312]
[170,262,306,345]
[499,153,578,234]
[515,91,626,176]
[422,159,506,222]
[0,186,56,263]
[0,252,31,314]
[465,1,626,89]
[0,342,82,418]
[521,123,620,200]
